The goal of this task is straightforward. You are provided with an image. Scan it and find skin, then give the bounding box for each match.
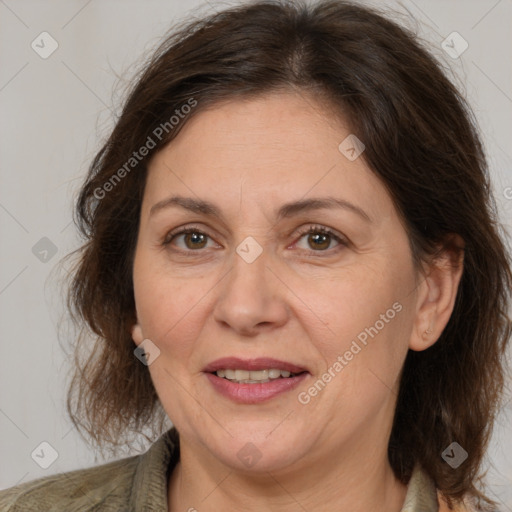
[131,91,463,511]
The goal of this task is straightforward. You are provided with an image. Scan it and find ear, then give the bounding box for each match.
[409,235,464,351]
[131,317,144,346]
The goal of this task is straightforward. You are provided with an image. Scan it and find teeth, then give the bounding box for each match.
[248,370,268,380]
[214,368,299,382]
[234,370,250,381]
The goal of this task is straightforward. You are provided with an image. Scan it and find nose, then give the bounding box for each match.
[212,248,289,337]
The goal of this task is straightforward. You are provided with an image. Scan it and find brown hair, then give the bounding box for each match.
[65,1,512,509]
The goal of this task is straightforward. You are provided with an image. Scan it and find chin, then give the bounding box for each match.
[204,424,312,473]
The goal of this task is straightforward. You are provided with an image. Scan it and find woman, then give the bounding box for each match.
[1,1,510,511]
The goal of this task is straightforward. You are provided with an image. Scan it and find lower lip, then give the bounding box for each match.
[205,372,309,404]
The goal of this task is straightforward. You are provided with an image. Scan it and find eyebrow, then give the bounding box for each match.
[149,195,372,223]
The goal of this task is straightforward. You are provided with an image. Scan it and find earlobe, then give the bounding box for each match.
[408,277,437,352]
[131,322,144,346]
[409,237,464,352]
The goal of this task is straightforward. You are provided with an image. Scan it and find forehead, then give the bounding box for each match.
[143,92,394,223]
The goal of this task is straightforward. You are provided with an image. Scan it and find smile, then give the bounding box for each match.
[215,368,300,384]
[203,357,310,403]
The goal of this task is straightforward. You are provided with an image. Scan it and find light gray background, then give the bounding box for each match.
[1,0,511,508]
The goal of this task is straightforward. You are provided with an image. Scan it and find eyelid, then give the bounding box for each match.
[291,224,349,251]
[161,225,224,256]
[162,223,214,245]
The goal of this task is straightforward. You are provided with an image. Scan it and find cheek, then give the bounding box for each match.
[133,252,198,343]
[307,262,412,388]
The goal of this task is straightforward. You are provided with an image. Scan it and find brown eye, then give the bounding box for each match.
[307,232,331,250]
[163,229,214,251]
[295,226,346,253]
[182,232,208,250]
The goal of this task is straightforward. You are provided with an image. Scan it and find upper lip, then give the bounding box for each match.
[203,357,309,374]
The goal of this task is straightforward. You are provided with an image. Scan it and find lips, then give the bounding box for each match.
[202,357,308,374]
[203,357,310,404]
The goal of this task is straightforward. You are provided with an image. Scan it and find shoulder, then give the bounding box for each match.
[0,428,179,512]
[402,464,474,512]
[0,454,140,512]
[438,493,477,512]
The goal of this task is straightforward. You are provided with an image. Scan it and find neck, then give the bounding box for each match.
[168,431,408,512]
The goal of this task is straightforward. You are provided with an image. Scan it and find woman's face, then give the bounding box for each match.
[132,91,426,473]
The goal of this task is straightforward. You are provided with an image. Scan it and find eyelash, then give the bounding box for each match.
[162,224,348,257]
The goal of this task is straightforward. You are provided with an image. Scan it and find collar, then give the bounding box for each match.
[129,427,180,511]
[400,464,440,511]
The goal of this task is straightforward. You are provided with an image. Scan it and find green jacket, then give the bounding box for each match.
[0,428,441,511]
